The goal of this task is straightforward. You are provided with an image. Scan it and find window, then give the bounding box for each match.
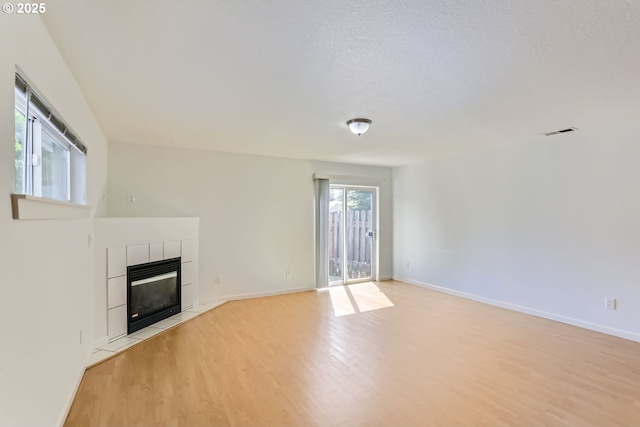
[14,72,87,204]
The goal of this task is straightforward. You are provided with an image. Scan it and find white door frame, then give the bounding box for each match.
[329,184,378,285]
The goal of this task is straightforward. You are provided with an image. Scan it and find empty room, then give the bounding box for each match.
[1,1,640,426]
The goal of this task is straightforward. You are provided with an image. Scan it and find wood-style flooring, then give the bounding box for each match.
[65,281,640,426]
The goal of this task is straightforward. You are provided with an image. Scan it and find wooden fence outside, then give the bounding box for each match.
[329,209,373,280]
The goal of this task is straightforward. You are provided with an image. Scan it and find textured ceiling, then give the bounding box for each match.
[42,0,640,166]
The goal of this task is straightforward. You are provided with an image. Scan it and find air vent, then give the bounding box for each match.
[544,127,578,136]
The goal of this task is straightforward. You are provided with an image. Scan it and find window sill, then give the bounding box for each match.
[11,194,91,220]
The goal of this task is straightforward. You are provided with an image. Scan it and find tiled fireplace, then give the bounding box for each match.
[107,239,195,341]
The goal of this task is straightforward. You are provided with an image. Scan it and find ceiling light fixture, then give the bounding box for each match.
[347,118,372,136]
[543,127,578,136]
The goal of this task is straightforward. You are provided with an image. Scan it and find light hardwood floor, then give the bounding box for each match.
[65,281,640,426]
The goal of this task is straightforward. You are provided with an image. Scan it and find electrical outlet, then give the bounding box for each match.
[128,195,136,203]
[214,276,222,285]
[605,297,617,310]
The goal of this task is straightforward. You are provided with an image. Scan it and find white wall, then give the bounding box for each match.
[393,122,640,341]
[0,15,108,427]
[107,142,392,300]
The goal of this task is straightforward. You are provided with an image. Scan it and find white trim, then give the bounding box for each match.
[198,286,316,307]
[222,286,316,301]
[11,194,91,219]
[196,298,228,309]
[132,271,176,287]
[330,185,378,285]
[57,345,93,427]
[395,277,640,343]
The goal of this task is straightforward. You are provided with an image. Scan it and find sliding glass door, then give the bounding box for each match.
[329,186,376,285]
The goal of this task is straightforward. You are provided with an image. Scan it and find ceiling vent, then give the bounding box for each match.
[544,127,578,136]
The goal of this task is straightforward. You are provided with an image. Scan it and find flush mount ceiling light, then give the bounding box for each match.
[347,118,372,136]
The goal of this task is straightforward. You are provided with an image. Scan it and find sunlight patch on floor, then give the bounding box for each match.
[329,282,394,317]
[328,285,357,316]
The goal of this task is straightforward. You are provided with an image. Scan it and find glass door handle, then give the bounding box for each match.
[367,230,376,238]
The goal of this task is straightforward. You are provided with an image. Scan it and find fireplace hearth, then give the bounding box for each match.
[127,258,181,334]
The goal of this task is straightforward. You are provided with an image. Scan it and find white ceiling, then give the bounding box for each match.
[42,0,640,166]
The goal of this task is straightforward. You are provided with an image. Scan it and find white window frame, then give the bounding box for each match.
[33,111,72,200]
[14,72,87,206]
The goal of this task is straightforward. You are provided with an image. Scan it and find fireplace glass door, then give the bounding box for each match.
[127,258,181,334]
[130,271,178,320]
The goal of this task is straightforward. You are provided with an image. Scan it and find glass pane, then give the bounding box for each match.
[329,188,344,284]
[41,128,69,201]
[346,190,373,281]
[14,108,26,194]
[130,272,178,319]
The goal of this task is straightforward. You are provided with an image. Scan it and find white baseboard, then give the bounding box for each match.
[61,335,111,425]
[224,286,316,302]
[395,276,640,344]
[198,286,315,307]
[197,298,228,309]
[57,346,92,427]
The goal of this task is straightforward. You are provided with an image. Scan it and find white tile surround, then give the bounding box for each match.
[106,239,196,341]
[88,302,221,366]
